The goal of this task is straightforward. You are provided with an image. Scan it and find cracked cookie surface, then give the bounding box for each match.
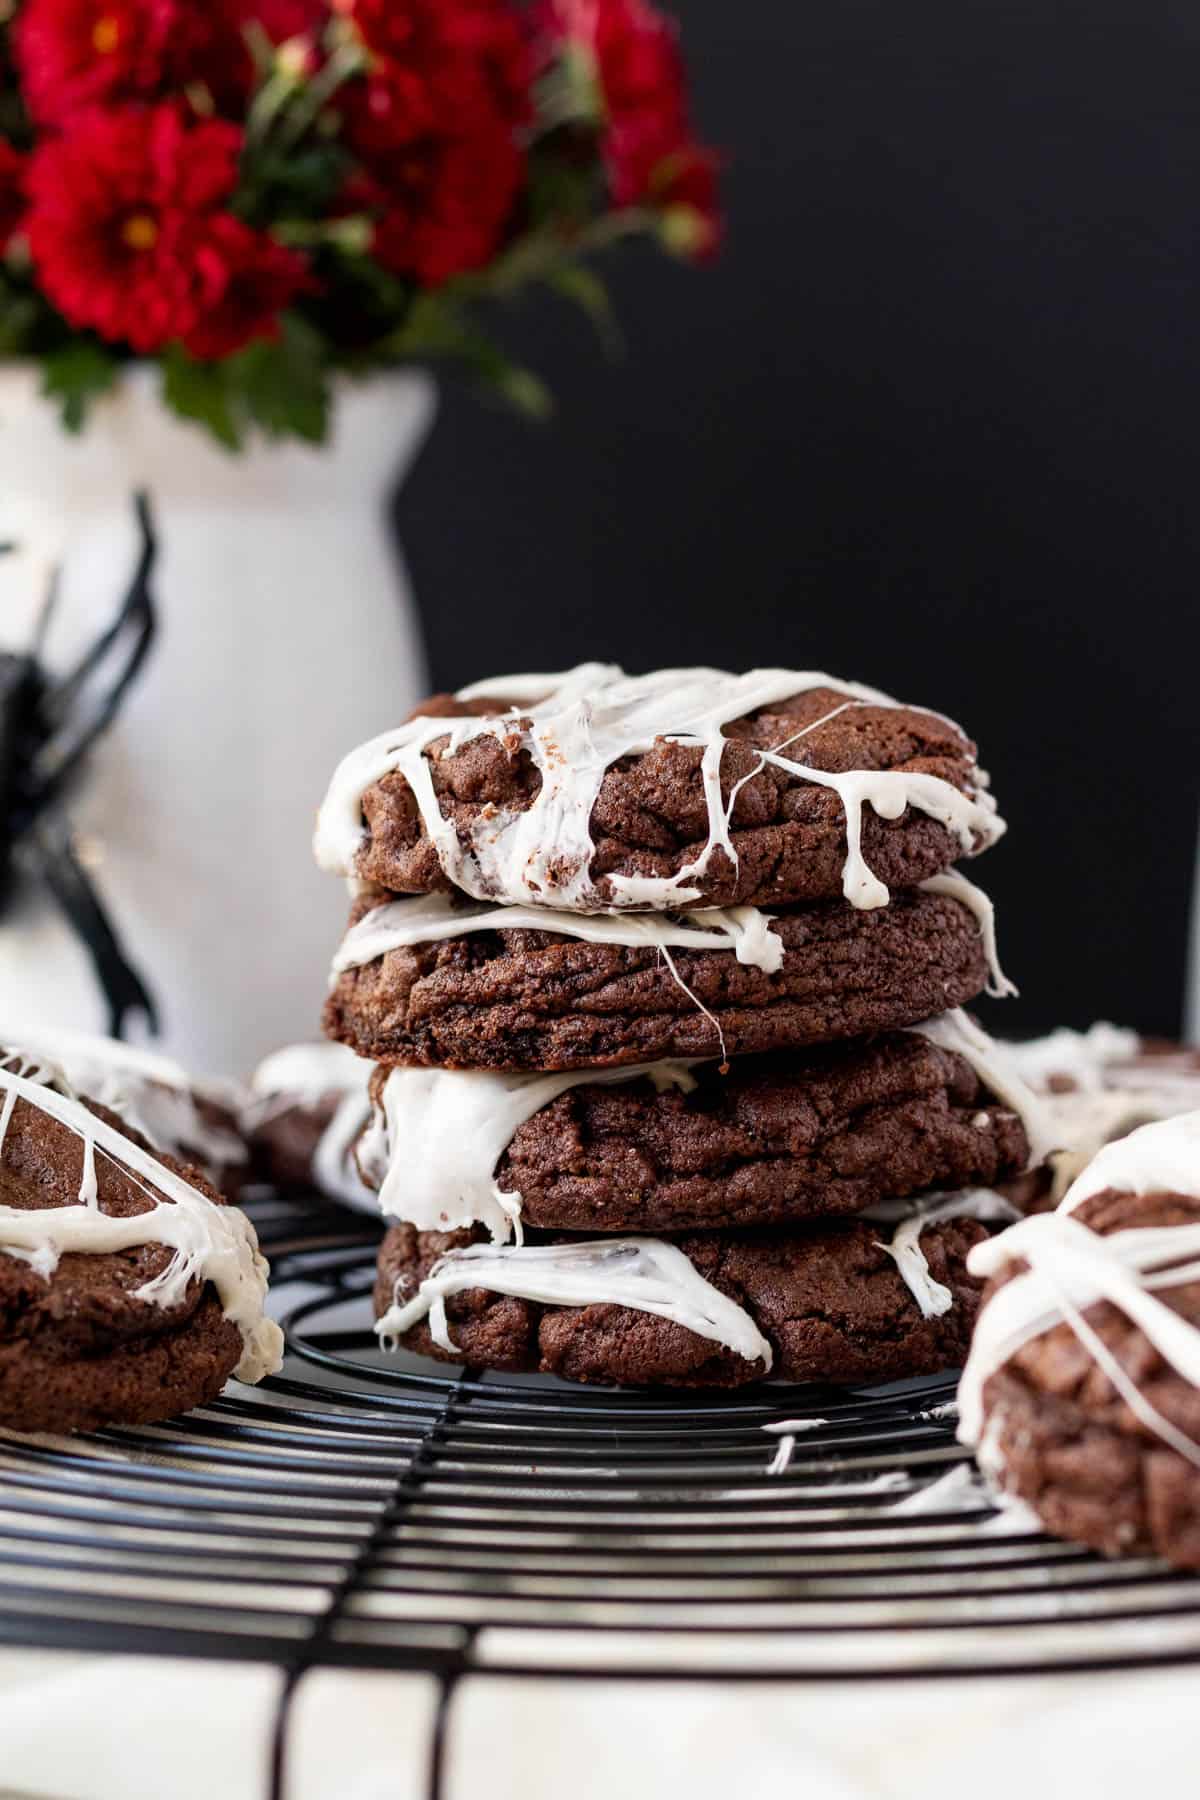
[350,684,992,910]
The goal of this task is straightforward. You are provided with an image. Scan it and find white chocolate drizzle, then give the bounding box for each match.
[917,870,1015,1000]
[1060,1109,1200,1214]
[763,1416,831,1476]
[314,664,1003,914]
[865,1187,1022,1318]
[331,889,785,977]
[1006,1022,1142,1092]
[0,1022,248,1175]
[884,1461,1043,1531]
[363,1059,700,1245]
[958,1112,1200,1469]
[1004,1025,1200,1203]
[375,1235,773,1372]
[247,1042,376,1211]
[909,1009,1056,1169]
[0,1060,282,1384]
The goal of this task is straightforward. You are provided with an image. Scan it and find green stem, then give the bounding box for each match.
[272,43,365,154]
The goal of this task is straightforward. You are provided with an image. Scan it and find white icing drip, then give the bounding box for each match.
[247,1042,375,1211]
[763,1416,830,1476]
[79,1133,98,1209]
[917,870,1016,1000]
[958,1119,1200,1466]
[866,1187,1022,1318]
[1007,1023,1143,1092]
[248,1040,370,1106]
[909,1009,1057,1169]
[314,664,1003,914]
[0,1023,248,1172]
[311,1086,376,1211]
[1004,1027,1200,1204]
[331,890,786,977]
[1060,1110,1200,1213]
[884,1460,1042,1531]
[886,1462,994,1515]
[0,1065,282,1384]
[368,1060,700,1244]
[375,1235,773,1372]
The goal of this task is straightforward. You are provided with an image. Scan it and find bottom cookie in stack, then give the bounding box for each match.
[959,1111,1200,1569]
[362,1011,1048,1389]
[374,1208,1004,1389]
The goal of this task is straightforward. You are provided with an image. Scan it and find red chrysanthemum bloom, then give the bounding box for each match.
[0,141,27,255]
[26,105,243,353]
[337,0,530,152]
[538,0,720,253]
[538,0,687,139]
[183,215,311,360]
[348,110,523,285]
[252,0,328,40]
[14,0,218,124]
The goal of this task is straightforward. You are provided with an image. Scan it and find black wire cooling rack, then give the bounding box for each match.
[2,1187,1200,1796]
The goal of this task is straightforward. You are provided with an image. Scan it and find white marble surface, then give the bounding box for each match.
[0,1649,1195,1800]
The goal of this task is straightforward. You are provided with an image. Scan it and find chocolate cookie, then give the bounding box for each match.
[326,887,992,1072]
[1002,1028,1200,1209]
[363,1031,1031,1233]
[0,1059,281,1434]
[246,1043,374,1209]
[372,1211,990,1389]
[315,667,1002,914]
[961,1139,1200,1567]
[0,1024,248,1191]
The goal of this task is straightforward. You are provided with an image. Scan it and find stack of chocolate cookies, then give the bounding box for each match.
[314,665,1048,1389]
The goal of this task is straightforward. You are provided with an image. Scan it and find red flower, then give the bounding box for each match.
[337,0,531,151]
[348,113,523,284]
[182,216,310,360]
[251,0,328,40]
[539,0,720,255]
[14,0,216,124]
[539,0,686,138]
[0,141,27,255]
[26,105,243,353]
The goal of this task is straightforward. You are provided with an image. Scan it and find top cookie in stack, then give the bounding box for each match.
[318,664,1008,1070]
[313,664,1047,1389]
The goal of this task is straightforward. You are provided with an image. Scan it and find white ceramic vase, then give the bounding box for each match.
[0,365,435,1075]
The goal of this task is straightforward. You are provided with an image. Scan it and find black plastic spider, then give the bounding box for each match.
[0,492,160,1037]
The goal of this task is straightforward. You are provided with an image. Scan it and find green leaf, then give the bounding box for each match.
[40,342,119,434]
[0,286,42,357]
[231,313,330,444]
[160,318,331,451]
[161,346,242,451]
[523,150,602,234]
[390,297,553,419]
[545,264,622,355]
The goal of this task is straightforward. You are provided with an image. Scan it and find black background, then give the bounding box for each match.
[399,0,1199,1040]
